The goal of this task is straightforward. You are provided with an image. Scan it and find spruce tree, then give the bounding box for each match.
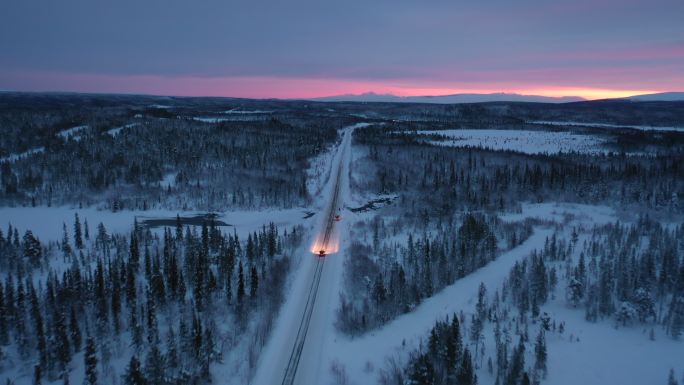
[69,306,81,352]
[84,336,97,385]
[123,356,146,385]
[250,265,259,299]
[145,343,165,385]
[534,329,547,378]
[667,369,678,385]
[0,284,7,344]
[237,261,245,305]
[53,309,71,373]
[456,348,476,385]
[74,214,83,250]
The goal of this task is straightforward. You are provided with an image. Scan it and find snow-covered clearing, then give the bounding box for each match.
[192,115,271,123]
[106,123,139,136]
[500,202,617,227]
[160,172,177,188]
[0,146,45,163]
[327,228,553,384]
[221,109,274,114]
[0,206,313,243]
[58,125,88,141]
[538,297,684,385]
[319,201,681,385]
[416,129,609,155]
[192,117,233,123]
[528,120,684,133]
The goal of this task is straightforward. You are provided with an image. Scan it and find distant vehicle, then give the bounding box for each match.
[334,214,341,221]
[318,249,326,257]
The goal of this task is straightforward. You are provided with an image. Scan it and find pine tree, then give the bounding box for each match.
[131,305,143,352]
[237,261,245,305]
[371,274,386,311]
[446,315,462,377]
[667,369,678,385]
[53,309,71,373]
[33,364,42,385]
[507,336,526,385]
[23,230,42,266]
[129,232,140,272]
[250,265,259,299]
[0,284,7,344]
[476,283,487,320]
[456,348,476,385]
[165,326,179,370]
[69,306,81,352]
[84,336,98,385]
[408,352,435,385]
[145,343,165,385]
[123,356,146,385]
[61,223,72,257]
[29,284,47,369]
[534,329,547,378]
[74,214,83,250]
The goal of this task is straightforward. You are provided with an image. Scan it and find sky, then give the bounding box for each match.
[0,0,682,100]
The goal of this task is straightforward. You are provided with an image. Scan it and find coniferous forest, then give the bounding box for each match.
[0,93,683,385]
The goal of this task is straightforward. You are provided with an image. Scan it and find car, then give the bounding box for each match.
[334,214,341,221]
[318,249,326,257]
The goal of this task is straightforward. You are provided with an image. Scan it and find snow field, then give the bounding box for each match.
[417,129,609,155]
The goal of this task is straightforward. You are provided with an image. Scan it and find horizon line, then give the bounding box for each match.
[1,88,681,103]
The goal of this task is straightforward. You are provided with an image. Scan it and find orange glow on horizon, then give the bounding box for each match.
[365,85,662,101]
[4,70,667,101]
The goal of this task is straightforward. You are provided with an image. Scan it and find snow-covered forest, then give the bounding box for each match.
[0,93,683,385]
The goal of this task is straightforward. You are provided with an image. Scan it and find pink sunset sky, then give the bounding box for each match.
[1,0,682,100]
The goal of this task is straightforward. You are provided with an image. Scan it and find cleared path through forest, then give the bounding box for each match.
[252,125,358,385]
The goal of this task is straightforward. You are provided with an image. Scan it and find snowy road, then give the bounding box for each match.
[253,125,359,385]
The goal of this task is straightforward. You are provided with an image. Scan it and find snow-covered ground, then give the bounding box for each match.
[500,202,617,227]
[300,201,683,385]
[0,146,45,163]
[58,125,88,141]
[160,172,177,188]
[538,296,684,385]
[106,123,139,136]
[416,129,610,155]
[326,228,553,384]
[528,120,684,133]
[192,115,271,123]
[252,124,362,385]
[0,205,314,243]
[221,109,274,114]
[192,117,233,123]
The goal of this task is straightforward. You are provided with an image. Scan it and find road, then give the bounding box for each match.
[281,127,346,385]
[252,126,357,385]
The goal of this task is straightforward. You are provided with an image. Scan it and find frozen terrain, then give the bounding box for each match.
[528,120,684,132]
[416,129,609,155]
[0,147,45,163]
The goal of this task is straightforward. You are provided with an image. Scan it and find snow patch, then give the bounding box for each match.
[106,123,139,136]
[0,147,45,163]
[528,120,684,133]
[417,129,609,155]
[58,125,88,141]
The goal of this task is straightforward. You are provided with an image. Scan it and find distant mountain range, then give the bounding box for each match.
[310,91,684,104]
[627,92,684,102]
[310,92,585,104]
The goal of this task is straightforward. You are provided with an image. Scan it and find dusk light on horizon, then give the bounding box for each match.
[1,0,682,99]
